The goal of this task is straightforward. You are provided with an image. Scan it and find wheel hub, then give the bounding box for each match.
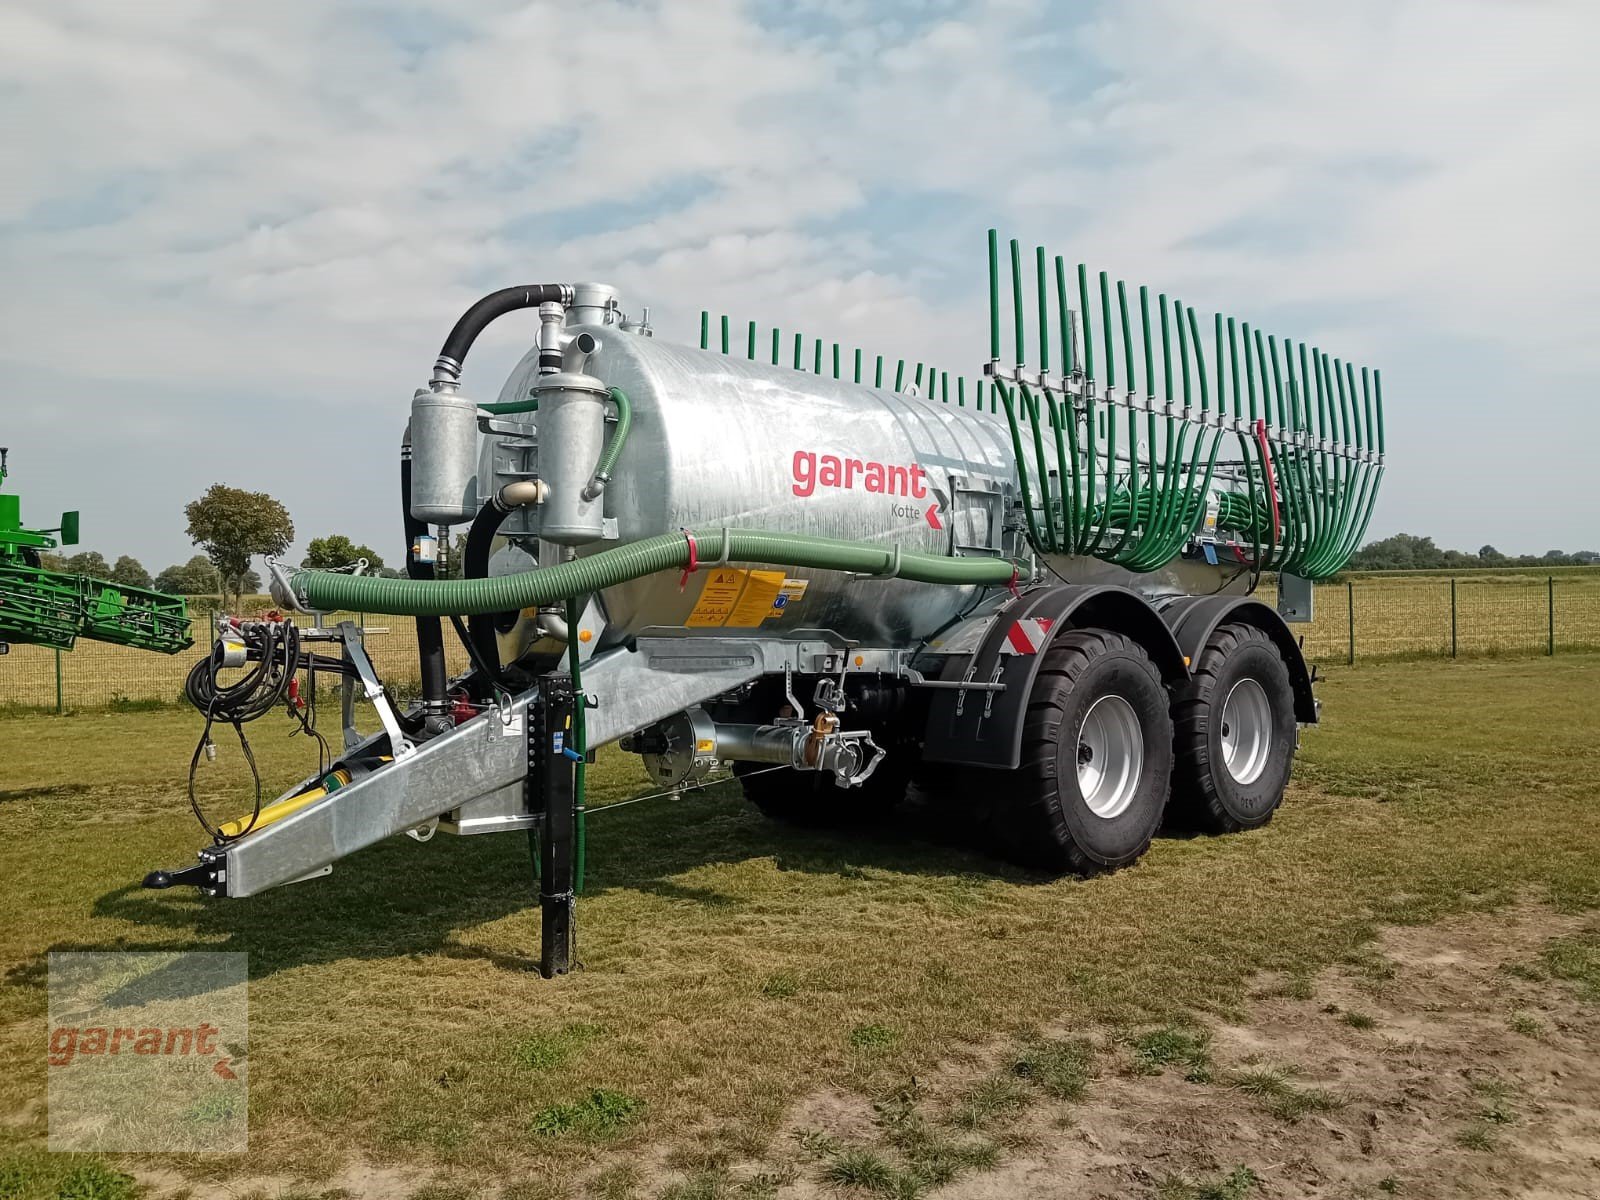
[1219,678,1272,785]
[1076,695,1144,819]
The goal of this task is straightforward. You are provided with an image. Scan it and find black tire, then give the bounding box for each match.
[1171,622,1296,833]
[992,629,1174,875]
[737,738,912,827]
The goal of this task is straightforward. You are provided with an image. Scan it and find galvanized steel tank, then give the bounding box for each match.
[486,327,1020,648]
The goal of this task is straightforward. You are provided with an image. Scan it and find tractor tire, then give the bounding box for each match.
[1171,622,1297,833]
[992,629,1173,874]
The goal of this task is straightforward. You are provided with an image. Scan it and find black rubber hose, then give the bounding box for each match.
[400,442,449,715]
[463,499,514,678]
[437,284,567,372]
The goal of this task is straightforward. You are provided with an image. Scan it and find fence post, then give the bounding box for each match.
[1450,578,1458,659]
[1347,580,1355,665]
[54,648,64,714]
[1548,576,1555,656]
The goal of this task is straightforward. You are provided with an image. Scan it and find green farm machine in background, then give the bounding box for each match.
[0,447,192,656]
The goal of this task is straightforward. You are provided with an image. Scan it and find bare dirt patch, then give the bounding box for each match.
[714,902,1600,1200]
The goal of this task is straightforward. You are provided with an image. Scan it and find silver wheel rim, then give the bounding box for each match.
[1220,678,1272,785]
[1076,695,1144,819]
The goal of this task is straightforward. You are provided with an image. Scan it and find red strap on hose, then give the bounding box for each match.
[1254,418,1282,548]
[1007,566,1021,599]
[678,530,699,591]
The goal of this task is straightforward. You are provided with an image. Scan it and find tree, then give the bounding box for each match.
[184,484,294,605]
[301,534,385,572]
[1478,544,1504,562]
[109,554,152,589]
[154,555,222,596]
[239,568,263,594]
[62,550,112,578]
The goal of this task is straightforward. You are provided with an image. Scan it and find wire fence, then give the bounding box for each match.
[3,573,1599,712]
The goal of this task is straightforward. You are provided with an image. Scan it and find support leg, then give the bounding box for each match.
[536,678,576,977]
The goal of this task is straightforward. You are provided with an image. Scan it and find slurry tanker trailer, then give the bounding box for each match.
[146,231,1384,974]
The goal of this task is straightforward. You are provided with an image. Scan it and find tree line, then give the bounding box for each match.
[1347,534,1599,572]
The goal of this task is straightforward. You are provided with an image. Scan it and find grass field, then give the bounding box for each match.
[4,569,1599,710]
[2,654,1599,1197]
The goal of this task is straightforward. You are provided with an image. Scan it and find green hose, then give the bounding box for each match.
[567,596,587,894]
[584,387,632,497]
[292,528,1020,617]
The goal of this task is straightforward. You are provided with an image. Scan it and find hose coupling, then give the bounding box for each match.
[580,472,610,502]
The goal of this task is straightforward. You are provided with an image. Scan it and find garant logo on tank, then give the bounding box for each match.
[790,450,945,530]
[790,450,929,499]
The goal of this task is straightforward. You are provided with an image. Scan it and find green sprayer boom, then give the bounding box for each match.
[0,448,192,654]
[984,230,1383,579]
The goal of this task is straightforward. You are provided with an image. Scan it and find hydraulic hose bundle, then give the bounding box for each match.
[984,229,1385,580]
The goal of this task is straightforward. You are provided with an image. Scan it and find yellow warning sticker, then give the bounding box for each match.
[685,567,749,627]
[727,570,787,627]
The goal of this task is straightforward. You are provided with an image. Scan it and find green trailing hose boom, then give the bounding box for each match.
[984,228,1383,580]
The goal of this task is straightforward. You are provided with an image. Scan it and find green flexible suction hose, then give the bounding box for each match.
[292,529,1021,617]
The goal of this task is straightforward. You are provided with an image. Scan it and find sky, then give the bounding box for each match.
[2,0,1596,574]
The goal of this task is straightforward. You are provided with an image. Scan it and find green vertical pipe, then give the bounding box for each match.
[1099,272,1115,390]
[813,339,822,375]
[894,360,905,392]
[747,321,756,359]
[793,332,803,370]
[941,372,949,405]
[771,328,780,366]
[1177,297,1191,408]
[1078,264,1096,381]
[1020,382,1059,550]
[1010,239,1026,366]
[566,598,586,892]
[854,348,862,384]
[720,315,729,355]
[1139,286,1154,396]
[1036,246,1050,374]
[1227,318,1241,417]
[914,363,925,393]
[1242,322,1258,421]
[977,379,986,414]
[700,311,709,350]
[875,355,884,388]
[1077,264,1099,553]
[832,343,840,379]
[995,379,1044,550]
[1055,257,1074,376]
[988,228,1001,362]
[958,376,966,407]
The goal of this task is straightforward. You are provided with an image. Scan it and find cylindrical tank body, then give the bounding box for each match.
[492,330,1018,646]
[409,386,480,525]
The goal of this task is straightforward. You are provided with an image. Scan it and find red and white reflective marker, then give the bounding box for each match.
[1002,617,1054,655]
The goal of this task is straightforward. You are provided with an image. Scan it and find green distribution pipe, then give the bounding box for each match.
[721,315,730,355]
[771,328,780,366]
[586,388,632,491]
[1077,264,1102,555]
[854,348,862,384]
[700,311,709,350]
[875,355,884,388]
[1010,239,1026,367]
[1019,381,1059,549]
[957,377,965,408]
[832,343,840,380]
[1054,259,1083,548]
[295,528,1022,617]
[566,596,587,894]
[747,321,757,360]
[1036,246,1050,375]
[994,379,1045,551]
[895,360,905,391]
[813,340,822,375]
[988,228,1001,363]
[793,333,803,370]
[1103,280,1139,562]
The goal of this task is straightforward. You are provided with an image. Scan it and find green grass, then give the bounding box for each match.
[1340,1010,1376,1030]
[1540,928,1600,1001]
[1130,1026,1213,1082]
[1226,1066,1343,1122]
[1011,1036,1094,1100]
[2,655,1599,1193]
[1155,1164,1259,1200]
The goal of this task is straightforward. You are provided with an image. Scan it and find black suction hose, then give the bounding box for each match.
[435,284,568,376]
[463,499,514,679]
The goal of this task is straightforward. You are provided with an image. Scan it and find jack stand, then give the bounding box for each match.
[534,677,577,978]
